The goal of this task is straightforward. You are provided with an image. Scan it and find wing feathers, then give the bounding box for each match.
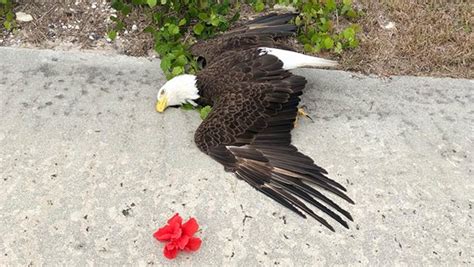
[293,180,354,221]
[269,154,348,192]
[194,47,353,231]
[275,181,349,229]
[267,183,336,231]
[258,185,308,218]
[219,142,353,231]
[239,13,297,37]
[228,146,268,163]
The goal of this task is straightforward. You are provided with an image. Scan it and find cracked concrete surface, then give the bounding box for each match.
[0,47,473,265]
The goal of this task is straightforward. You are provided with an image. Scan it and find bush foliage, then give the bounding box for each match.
[0,0,15,31]
[110,0,240,79]
[109,0,360,79]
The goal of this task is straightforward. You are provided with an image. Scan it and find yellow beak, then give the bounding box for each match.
[156,96,168,113]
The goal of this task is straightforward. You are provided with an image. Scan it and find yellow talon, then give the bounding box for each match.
[297,107,308,118]
[294,107,314,127]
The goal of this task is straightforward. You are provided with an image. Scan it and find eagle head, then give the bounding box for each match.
[156,74,200,112]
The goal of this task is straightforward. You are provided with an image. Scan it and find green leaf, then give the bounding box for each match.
[193,23,204,35]
[314,43,322,53]
[171,66,184,76]
[342,27,355,40]
[160,56,172,71]
[146,0,157,8]
[341,5,351,15]
[343,0,352,5]
[254,1,265,12]
[334,42,343,53]
[346,9,358,18]
[178,18,187,26]
[0,0,8,4]
[115,20,125,31]
[323,37,334,49]
[168,24,180,35]
[155,43,170,54]
[6,10,14,21]
[325,0,336,11]
[198,13,208,20]
[121,5,131,16]
[303,43,314,53]
[210,16,220,27]
[348,38,359,48]
[181,103,195,110]
[143,26,155,34]
[294,16,302,26]
[197,1,208,9]
[200,106,212,120]
[152,12,162,23]
[3,20,11,31]
[111,0,124,10]
[175,54,188,66]
[107,30,117,40]
[319,21,330,31]
[310,33,320,44]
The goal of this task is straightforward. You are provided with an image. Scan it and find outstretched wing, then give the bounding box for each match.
[190,13,297,68]
[194,52,354,231]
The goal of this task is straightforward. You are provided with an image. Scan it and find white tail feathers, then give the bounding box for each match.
[259,47,339,70]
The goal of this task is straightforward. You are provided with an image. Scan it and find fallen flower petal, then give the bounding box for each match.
[177,235,190,250]
[184,237,202,252]
[182,218,199,236]
[153,225,174,241]
[167,213,183,225]
[163,245,179,259]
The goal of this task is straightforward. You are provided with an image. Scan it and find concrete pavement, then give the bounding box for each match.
[0,47,472,265]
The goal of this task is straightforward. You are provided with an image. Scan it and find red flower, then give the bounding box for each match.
[153,213,202,259]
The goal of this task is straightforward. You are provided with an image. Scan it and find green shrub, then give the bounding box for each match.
[109,0,360,79]
[0,0,15,31]
[249,0,360,54]
[295,0,360,54]
[109,0,239,79]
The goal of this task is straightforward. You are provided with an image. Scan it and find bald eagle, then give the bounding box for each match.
[156,13,353,231]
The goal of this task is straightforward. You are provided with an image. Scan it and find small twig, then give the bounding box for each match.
[37,4,56,22]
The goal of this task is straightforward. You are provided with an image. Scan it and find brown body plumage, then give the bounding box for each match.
[186,14,354,231]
